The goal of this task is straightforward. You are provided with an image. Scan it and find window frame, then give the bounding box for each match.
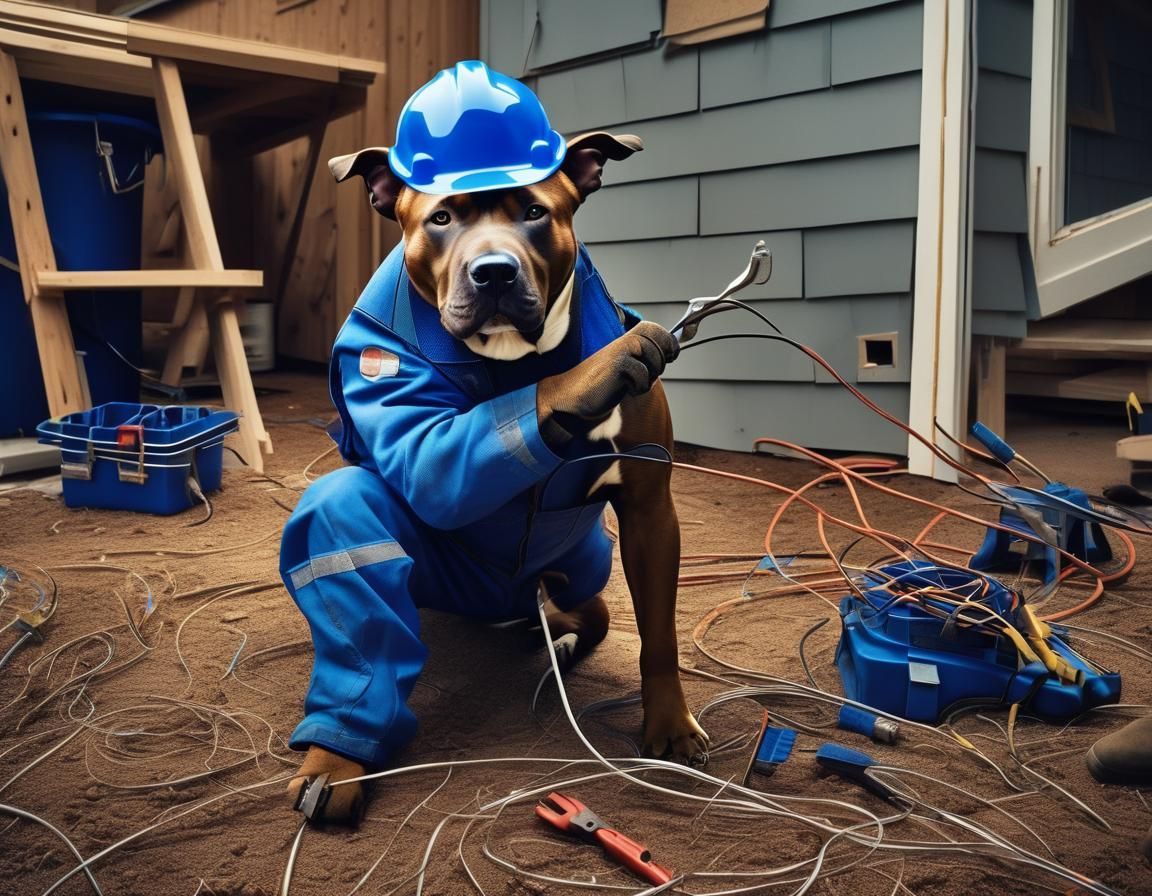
[1028,0,1152,317]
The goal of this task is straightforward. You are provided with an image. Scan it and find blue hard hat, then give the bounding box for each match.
[388,60,566,195]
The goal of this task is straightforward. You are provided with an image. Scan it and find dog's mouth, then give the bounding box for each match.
[477,316,519,337]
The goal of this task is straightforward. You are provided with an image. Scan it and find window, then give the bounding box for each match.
[1028,0,1152,316]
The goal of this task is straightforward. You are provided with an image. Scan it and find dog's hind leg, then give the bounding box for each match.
[543,591,611,662]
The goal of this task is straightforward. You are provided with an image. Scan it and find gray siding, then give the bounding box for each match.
[482,0,924,455]
[970,0,1034,339]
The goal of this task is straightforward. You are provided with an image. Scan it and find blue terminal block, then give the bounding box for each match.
[835,561,1121,724]
[37,402,239,515]
[970,482,1111,586]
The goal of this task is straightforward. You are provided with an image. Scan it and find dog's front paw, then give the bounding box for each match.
[287,745,367,826]
[642,706,711,767]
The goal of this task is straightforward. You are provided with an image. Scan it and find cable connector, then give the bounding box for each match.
[12,608,49,638]
[815,743,897,802]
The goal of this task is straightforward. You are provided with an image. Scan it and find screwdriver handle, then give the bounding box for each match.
[594,828,674,886]
[970,421,1015,464]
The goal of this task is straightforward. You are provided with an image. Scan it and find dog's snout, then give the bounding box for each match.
[468,253,521,291]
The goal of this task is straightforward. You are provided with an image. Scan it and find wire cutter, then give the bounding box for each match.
[535,791,673,886]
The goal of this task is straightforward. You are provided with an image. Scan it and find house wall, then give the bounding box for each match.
[482,0,923,455]
[971,0,1035,339]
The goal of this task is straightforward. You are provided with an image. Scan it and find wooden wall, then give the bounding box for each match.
[51,0,479,362]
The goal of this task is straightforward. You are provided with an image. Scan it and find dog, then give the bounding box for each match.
[283,126,709,823]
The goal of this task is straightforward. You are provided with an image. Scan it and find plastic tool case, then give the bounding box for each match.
[37,402,238,515]
[835,561,1120,723]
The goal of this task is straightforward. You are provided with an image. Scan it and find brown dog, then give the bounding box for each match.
[287,131,709,823]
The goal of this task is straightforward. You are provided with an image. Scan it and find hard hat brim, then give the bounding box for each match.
[388,134,566,196]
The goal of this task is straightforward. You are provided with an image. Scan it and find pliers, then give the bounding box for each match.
[535,791,673,886]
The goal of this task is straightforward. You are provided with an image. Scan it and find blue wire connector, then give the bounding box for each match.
[815,743,897,801]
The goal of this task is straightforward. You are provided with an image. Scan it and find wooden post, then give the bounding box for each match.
[973,335,1008,438]
[152,56,271,468]
[0,49,86,418]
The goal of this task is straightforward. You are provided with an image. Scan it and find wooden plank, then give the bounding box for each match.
[664,379,909,455]
[975,69,1030,152]
[972,310,1027,339]
[811,294,913,385]
[483,0,531,75]
[574,178,698,243]
[803,221,915,298]
[972,335,1007,437]
[699,20,829,110]
[152,57,269,468]
[535,46,700,133]
[977,0,1032,78]
[972,232,1026,312]
[0,49,85,417]
[528,0,661,70]
[1016,318,1152,357]
[208,292,273,459]
[586,231,803,303]
[769,0,903,29]
[127,19,383,85]
[605,72,921,186]
[0,27,154,96]
[36,269,263,290]
[1009,365,1151,402]
[973,149,1028,233]
[190,78,322,132]
[701,148,920,234]
[153,58,224,270]
[830,0,923,84]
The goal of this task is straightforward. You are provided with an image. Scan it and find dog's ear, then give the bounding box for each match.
[329,147,403,220]
[561,132,643,203]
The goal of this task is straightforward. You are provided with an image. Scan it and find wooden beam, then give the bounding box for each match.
[153,58,224,271]
[152,57,269,469]
[190,78,322,132]
[208,292,273,458]
[128,20,383,85]
[36,269,263,290]
[0,50,86,417]
[972,336,1007,439]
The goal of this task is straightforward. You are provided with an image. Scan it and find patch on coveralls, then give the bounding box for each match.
[360,347,399,380]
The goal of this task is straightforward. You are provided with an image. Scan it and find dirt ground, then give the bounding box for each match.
[2,372,1151,896]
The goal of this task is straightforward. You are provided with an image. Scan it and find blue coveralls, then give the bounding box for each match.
[279,242,640,766]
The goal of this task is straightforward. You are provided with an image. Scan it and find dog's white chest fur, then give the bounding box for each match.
[585,407,623,495]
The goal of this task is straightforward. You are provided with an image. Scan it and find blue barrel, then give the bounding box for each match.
[0,111,161,437]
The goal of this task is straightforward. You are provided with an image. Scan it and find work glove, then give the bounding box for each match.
[536,320,678,449]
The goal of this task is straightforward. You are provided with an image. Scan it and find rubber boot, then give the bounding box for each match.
[1086,715,1152,786]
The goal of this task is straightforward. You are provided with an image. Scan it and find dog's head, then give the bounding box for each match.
[330,132,641,360]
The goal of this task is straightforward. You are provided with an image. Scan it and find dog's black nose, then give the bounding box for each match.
[468,253,520,292]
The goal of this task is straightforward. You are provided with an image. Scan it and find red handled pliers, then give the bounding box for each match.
[535,791,673,886]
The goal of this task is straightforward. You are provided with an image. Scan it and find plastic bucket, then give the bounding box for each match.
[0,111,161,437]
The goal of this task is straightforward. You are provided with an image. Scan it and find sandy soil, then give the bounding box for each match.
[1,372,1150,896]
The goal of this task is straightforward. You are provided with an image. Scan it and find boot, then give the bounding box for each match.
[1086,715,1152,786]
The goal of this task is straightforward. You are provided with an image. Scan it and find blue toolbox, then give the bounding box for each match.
[37,402,238,515]
[835,561,1121,723]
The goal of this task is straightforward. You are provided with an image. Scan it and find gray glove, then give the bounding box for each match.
[536,320,678,449]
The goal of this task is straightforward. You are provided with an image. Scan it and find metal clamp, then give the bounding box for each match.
[115,424,148,484]
[293,773,332,822]
[674,240,773,343]
[60,442,94,481]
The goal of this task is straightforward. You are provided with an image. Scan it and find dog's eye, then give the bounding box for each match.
[429,210,452,226]
[524,204,548,221]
